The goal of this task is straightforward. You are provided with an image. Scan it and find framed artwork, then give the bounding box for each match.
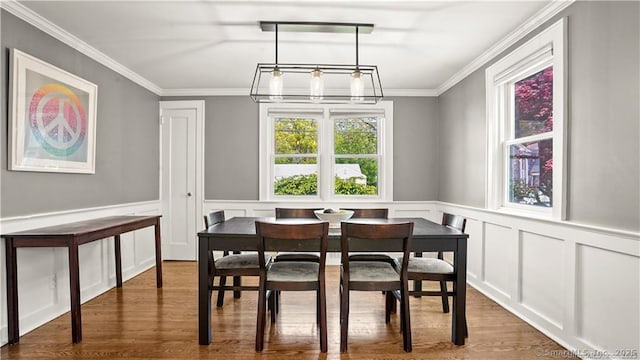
[9,49,97,174]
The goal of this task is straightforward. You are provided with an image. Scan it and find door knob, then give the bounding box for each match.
[187,192,192,197]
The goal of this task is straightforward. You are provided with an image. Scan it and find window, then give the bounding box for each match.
[486,19,566,219]
[259,102,393,201]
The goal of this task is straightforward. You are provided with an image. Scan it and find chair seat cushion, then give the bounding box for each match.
[275,252,320,262]
[215,254,270,269]
[348,261,399,282]
[267,261,319,282]
[401,257,454,274]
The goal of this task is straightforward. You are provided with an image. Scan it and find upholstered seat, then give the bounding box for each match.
[349,262,400,282]
[405,257,454,274]
[267,261,319,282]
[216,253,270,270]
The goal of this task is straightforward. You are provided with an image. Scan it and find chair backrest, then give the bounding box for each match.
[442,213,466,233]
[255,221,329,271]
[340,221,414,279]
[204,210,225,228]
[275,208,323,219]
[340,208,389,219]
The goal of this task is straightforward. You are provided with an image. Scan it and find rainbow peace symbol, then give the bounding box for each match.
[28,84,87,157]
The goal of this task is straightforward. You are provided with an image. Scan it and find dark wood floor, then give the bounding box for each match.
[1,261,565,359]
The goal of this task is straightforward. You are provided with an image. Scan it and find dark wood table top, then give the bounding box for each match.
[1,215,161,238]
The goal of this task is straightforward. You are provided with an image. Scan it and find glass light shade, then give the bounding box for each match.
[269,69,283,99]
[350,70,364,100]
[310,69,324,100]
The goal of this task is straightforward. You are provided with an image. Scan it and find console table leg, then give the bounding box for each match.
[68,242,82,343]
[154,221,163,288]
[6,237,19,344]
[114,235,123,287]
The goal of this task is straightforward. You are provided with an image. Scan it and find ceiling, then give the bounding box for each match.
[11,0,558,95]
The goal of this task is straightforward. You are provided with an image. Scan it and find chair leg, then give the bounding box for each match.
[216,276,227,307]
[319,280,327,353]
[269,290,277,323]
[233,276,242,299]
[340,284,349,353]
[385,291,394,323]
[316,290,320,325]
[255,280,267,352]
[440,281,450,313]
[401,284,412,352]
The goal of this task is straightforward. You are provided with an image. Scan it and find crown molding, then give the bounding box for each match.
[160,88,248,97]
[436,0,575,95]
[1,0,163,95]
[160,87,439,97]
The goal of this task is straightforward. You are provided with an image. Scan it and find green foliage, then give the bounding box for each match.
[274,118,317,155]
[334,177,377,195]
[274,174,317,195]
[273,174,377,196]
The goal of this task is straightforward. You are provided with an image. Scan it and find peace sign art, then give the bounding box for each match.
[9,49,97,174]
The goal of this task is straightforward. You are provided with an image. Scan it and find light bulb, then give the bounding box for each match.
[269,69,283,100]
[310,69,324,100]
[350,70,364,101]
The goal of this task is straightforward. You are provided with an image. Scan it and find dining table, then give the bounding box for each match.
[197,216,469,346]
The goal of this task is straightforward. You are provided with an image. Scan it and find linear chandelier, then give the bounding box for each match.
[250,21,383,104]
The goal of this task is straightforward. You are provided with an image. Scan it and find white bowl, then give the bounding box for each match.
[314,209,354,228]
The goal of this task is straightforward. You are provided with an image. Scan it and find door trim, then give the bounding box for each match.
[159,100,204,259]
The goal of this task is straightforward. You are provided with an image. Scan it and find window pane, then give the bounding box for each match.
[274,157,317,195]
[334,158,378,195]
[334,116,378,155]
[274,117,317,154]
[514,66,553,138]
[508,139,552,207]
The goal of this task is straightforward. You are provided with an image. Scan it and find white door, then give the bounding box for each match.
[160,101,204,260]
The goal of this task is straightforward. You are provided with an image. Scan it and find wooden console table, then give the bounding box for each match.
[2,215,163,344]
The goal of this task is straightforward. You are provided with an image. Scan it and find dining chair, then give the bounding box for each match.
[205,211,270,307]
[340,208,394,264]
[396,212,468,336]
[340,221,413,353]
[254,220,329,352]
[273,207,323,262]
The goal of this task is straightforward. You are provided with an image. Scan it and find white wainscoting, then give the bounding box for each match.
[204,200,640,359]
[0,200,162,345]
[2,199,638,358]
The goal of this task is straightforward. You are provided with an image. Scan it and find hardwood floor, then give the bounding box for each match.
[1,261,565,359]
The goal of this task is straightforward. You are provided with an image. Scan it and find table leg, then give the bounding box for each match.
[114,235,123,288]
[68,242,82,343]
[198,236,212,345]
[452,237,467,345]
[5,237,20,344]
[154,220,163,288]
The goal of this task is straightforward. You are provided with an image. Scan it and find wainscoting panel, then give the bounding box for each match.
[519,231,564,329]
[575,244,640,354]
[483,223,514,299]
[0,201,162,344]
[437,202,640,358]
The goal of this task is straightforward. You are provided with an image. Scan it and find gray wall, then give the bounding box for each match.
[1,11,160,217]
[437,1,640,231]
[162,96,440,201]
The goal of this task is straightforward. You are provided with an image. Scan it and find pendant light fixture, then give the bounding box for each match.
[250,21,383,104]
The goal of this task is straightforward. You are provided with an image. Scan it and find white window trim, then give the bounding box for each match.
[259,101,393,202]
[486,18,567,220]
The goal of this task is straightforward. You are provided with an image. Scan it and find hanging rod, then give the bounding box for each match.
[260,21,374,34]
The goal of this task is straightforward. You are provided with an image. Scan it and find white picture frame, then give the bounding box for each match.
[9,49,97,174]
